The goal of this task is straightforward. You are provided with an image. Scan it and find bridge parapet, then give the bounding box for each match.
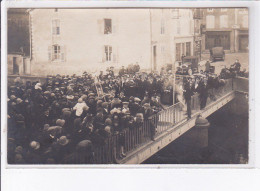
[8,75,47,85]
[233,77,249,93]
[93,79,234,164]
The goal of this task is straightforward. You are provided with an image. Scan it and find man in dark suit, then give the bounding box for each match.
[197,78,209,110]
[183,78,193,119]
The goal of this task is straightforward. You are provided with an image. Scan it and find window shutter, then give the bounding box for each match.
[48,46,52,61]
[97,19,104,34]
[52,20,55,35]
[61,46,66,62]
[112,24,116,34]
[101,46,105,62]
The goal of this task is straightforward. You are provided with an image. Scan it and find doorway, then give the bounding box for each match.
[13,57,19,75]
[239,35,248,52]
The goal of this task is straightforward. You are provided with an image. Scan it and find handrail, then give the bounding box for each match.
[92,78,234,164]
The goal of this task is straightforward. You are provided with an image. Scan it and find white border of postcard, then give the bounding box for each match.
[1,0,260,190]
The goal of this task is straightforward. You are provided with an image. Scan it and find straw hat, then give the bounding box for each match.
[30,141,40,150]
[57,136,69,146]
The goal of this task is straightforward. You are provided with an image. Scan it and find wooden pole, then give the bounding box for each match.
[172,62,176,105]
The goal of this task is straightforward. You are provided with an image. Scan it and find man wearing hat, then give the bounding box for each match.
[183,78,193,119]
[101,102,110,119]
[52,135,71,163]
[197,77,209,110]
[129,97,142,116]
[25,141,42,164]
[111,96,122,109]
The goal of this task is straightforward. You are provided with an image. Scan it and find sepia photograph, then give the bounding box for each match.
[6,7,249,165]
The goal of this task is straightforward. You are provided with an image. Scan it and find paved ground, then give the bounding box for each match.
[200,52,249,75]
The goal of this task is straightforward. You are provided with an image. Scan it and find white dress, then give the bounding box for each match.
[176,84,186,111]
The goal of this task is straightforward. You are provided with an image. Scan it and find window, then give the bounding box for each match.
[52,45,61,60]
[105,46,112,61]
[220,15,228,28]
[52,19,60,35]
[239,8,248,15]
[206,15,215,29]
[242,15,248,28]
[186,42,191,56]
[207,8,213,12]
[104,19,112,34]
[49,45,65,61]
[172,9,179,19]
[161,19,165,34]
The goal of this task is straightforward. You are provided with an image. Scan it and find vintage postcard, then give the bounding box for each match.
[4,7,249,166]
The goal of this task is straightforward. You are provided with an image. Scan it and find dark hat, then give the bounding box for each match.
[76,140,92,152]
[15,146,23,154]
[56,119,65,127]
[105,118,113,126]
[143,103,150,108]
[102,102,109,108]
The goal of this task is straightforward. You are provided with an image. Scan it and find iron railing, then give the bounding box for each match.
[92,78,234,164]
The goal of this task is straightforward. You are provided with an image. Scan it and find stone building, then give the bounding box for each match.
[29,9,151,75]
[27,8,197,76]
[201,8,248,53]
[150,9,195,71]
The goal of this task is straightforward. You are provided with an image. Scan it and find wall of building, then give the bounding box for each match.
[8,9,30,56]
[8,54,24,75]
[150,9,195,70]
[201,8,248,53]
[30,9,151,76]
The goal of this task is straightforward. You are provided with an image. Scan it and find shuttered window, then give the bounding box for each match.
[52,19,60,35]
[105,45,112,61]
[161,19,165,34]
[242,15,248,28]
[206,15,215,29]
[48,45,66,62]
[220,15,228,28]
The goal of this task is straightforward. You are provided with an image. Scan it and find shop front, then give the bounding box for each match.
[238,30,249,52]
[205,31,231,50]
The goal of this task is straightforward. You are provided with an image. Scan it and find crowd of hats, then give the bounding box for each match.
[7,69,165,164]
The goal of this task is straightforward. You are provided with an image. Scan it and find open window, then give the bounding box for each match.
[104,19,112,34]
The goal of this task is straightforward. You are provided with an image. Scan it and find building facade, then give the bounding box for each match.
[29,9,152,75]
[7,9,30,75]
[201,8,248,53]
[150,9,195,71]
[27,8,198,76]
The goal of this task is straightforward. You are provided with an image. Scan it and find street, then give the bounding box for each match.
[200,52,249,75]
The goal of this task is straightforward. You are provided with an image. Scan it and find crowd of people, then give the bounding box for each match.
[8,67,166,164]
[220,59,249,79]
[8,58,242,164]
